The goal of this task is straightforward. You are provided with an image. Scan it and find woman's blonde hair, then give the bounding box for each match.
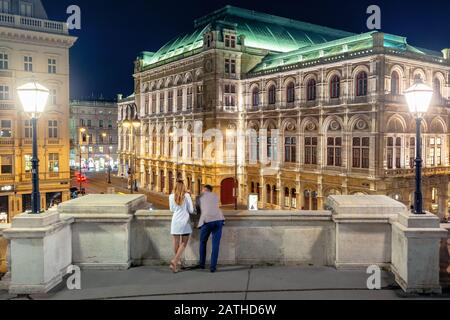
[173,180,187,206]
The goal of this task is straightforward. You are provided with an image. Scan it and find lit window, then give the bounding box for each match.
[0,155,12,174]
[196,85,203,109]
[0,120,11,137]
[24,154,32,173]
[48,153,59,173]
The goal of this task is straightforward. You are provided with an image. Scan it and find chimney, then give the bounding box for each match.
[371,32,385,49]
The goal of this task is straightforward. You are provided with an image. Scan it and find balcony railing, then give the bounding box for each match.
[0,138,14,146]
[0,102,14,110]
[0,13,68,34]
[384,166,450,177]
[46,138,61,145]
[0,175,13,182]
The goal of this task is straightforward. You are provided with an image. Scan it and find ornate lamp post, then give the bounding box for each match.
[122,116,141,193]
[405,78,433,215]
[17,82,49,214]
[79,127,86,192]
[108,146,113,184]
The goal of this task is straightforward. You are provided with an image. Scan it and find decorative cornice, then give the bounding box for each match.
[0,26,77,49]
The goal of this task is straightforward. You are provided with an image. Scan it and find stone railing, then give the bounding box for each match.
[1,194,447,295]
[133,209,336,266]
[0,13,68,34]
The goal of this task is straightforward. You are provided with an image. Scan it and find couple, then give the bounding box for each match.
[169,181,225,273]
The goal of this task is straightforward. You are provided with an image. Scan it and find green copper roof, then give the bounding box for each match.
[141,5,354,68]
[249,32,446,74]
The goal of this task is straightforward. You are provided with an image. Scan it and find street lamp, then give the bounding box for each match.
[108,146,113,184]
[405,78,434,215]
[17,82,49,214]
[131,117,141,193]
[226,128,238,210]
[79,127,86,193]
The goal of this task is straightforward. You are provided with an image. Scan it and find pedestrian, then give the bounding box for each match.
[169,180,194,273]
[195,185,225,273]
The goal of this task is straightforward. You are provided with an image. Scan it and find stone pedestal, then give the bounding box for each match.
[2,211,73,295]
[391,212,447,294]
[328,195,406,269]
[58,194,146,270]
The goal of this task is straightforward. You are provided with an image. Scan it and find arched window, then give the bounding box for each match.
[291,188,297,208]
[433,78,441,98]
[266,184,271,204]
[330,75,340,99]
[356,72,368,97]
[307,79,316,101]
[286,82,295,103]
[284,188,290,207]
[252,87,260,107]
[272,185,278,205]
[391,71,400,95]
[268,85,276,105]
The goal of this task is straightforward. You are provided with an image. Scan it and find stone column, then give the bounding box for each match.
[391,211,447,294]
[438,180,449,221]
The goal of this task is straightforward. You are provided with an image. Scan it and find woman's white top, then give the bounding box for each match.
[169,193,194,235]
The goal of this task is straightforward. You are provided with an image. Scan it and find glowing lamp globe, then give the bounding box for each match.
[404,79,433,116]
[17,82,50,115]
[132,118,141,128]
[122,119,132,128]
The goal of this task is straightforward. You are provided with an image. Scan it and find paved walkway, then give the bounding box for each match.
[1,266,448,300]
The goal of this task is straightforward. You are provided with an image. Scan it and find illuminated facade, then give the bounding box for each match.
[70,100,119,172]
[0,0,76,221]
[119,6,450,219]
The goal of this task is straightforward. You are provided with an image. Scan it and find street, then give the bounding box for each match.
[71,171,169,209]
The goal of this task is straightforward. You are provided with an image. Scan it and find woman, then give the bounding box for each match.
[169,180,194,273]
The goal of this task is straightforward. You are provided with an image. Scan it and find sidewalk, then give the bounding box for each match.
[1,266,448,300]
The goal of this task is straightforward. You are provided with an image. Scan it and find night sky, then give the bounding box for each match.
[43,0,450,101]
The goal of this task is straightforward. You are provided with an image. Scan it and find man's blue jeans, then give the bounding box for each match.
[199,220,224,271]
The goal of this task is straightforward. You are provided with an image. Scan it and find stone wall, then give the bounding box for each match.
[132,210,335,266]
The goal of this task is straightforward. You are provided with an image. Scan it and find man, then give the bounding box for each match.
[196,185,225,273]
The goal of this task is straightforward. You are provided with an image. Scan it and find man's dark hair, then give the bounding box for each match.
[204,185,213,192]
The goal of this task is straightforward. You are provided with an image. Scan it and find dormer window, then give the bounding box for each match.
[20,1,33,17]
[224,34,236,48]
[0,0,10,14]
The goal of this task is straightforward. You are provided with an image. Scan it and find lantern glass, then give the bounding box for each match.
[404,79,433,116]
[17,82,49,115]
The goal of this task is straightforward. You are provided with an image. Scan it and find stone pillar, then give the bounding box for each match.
[3,211,74,294]
[329,195,405,269]
[58,194,146,270]
[391,211,447,294]
[438,181,449,222]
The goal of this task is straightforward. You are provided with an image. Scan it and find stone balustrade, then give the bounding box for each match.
[0,224,9,275]
[0,194,447,295]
